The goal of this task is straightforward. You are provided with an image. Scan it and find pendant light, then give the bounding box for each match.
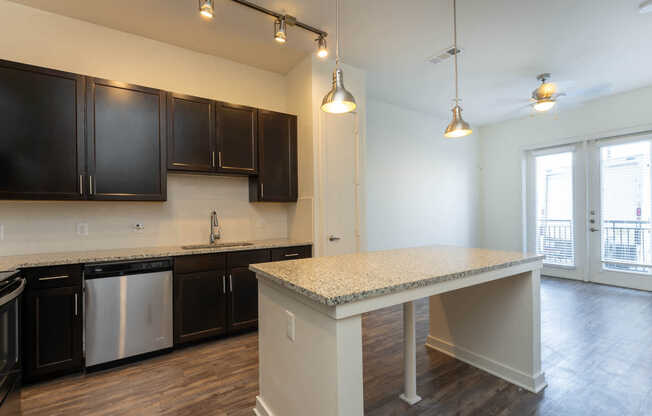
[321,0,356,114]
[444,0,472,138]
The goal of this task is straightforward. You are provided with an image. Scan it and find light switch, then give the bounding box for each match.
[286,310,295,342]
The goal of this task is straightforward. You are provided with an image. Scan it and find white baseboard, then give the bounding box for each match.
[425,335,547,393]
[253,396,275,416]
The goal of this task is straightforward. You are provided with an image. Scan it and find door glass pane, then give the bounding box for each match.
[600,141,652,274]
[535,152,575,266]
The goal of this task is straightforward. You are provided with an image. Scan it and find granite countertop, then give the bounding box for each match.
[0,239,312,271]
[250,246,544,306]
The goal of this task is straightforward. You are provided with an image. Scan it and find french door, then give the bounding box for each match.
[528,133,652,291]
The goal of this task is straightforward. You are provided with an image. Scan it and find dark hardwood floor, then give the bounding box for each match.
[21,277,652,415]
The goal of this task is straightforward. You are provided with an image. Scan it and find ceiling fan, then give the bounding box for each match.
[530,73,565,112]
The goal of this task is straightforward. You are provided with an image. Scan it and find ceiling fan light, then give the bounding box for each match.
[321,68,356,114]
[444,105,472,138]
[274,18,287,43]
[533,99,556,112]
[198,0,214,18]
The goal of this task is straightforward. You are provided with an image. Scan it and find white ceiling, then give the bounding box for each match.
[9,0,652,125]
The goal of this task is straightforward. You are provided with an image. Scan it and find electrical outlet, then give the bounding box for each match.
[77,223,89,236]
[286,310,295,342]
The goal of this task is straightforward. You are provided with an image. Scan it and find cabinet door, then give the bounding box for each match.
[0,59,85,200]
[228,266,259,331]
[250,110,297,202]
[173,271,227,344]
[167,93,215,172]
[216,102,257,174]
[86,78,166,201]
[23,286,82,382]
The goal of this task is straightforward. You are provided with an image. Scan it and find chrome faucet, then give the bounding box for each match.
[210,210,221,244]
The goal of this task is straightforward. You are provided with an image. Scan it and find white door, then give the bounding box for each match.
[588,136,652,291]
[527,145,587,280]
[320,112,359,256]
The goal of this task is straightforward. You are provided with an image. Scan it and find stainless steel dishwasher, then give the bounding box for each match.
[84,259,173,367]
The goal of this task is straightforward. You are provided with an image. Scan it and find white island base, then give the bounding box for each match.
[251,249,545,416]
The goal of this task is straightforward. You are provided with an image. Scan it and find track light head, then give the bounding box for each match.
[316,36,328,58]
[198,0,214,19]
[275,18,287,43]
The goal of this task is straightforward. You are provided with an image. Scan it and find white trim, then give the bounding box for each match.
[592,130,652,147]
[591,273,652,292]
[519,123,652,152]
[253,396,276,416]
[530,144,576,157]
[425,335,548,394]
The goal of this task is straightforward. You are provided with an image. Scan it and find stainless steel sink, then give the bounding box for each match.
[181,242,254,250]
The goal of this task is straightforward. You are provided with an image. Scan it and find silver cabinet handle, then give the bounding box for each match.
[284,253,300,258]
[39,275,69,281]
[222,275,226,294]
[89,175,95,196]
[79,175,84,196]
[74,293,78,316]
[212,151,216,168]
[229,274,233,292]
[218,151,223,168]
[328,235,341,242]
[261,183,264,198]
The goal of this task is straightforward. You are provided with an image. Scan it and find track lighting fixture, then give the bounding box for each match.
[316,36,328,58]
[274,18,287,43]
[198,0,214,19]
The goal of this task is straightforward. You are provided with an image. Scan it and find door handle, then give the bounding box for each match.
[590,227,600,232]
[328,235,341,242]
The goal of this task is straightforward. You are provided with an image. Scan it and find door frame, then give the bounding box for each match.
[525,144,587,281]
[587,133,652,292]
[522,124,652,292]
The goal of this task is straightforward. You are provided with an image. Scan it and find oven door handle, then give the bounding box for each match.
[0,278,25,307]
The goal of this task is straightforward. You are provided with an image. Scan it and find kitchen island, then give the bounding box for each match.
[250,246,545,416]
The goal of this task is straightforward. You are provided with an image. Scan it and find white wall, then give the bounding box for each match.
[365,99,480,251]
[479,86,652,252]
[0,1,290,255]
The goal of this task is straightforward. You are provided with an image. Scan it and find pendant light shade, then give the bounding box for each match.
[444,0,472,138]
[321,0,356,114]
[321,68,356,113]
[444,105,472,138]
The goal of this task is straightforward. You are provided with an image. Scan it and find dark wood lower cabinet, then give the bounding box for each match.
[173,271,227,344]
[23,286,83,382]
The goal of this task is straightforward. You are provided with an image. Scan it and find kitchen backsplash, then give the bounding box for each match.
[0,174,289,256]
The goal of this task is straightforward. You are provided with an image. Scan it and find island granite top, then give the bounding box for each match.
[0,239,312,272]
[250,246,544,306]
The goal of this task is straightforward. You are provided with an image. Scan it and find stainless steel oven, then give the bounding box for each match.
[0,271,24,416]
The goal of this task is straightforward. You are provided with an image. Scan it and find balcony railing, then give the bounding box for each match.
[536,218,652,272]
[602,220,651,272]
[536,219,574,266]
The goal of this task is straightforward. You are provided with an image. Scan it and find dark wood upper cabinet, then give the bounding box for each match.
[167,93,215,172]
[250,110,298,202]
[86,78,167,201]
[216,102,258,175]
[0,60,85,200]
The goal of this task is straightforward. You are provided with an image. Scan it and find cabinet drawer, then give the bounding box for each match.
[174,254,226,274]
[227,249,270,268]
[271,246,312,262]
[24,265,82,289]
